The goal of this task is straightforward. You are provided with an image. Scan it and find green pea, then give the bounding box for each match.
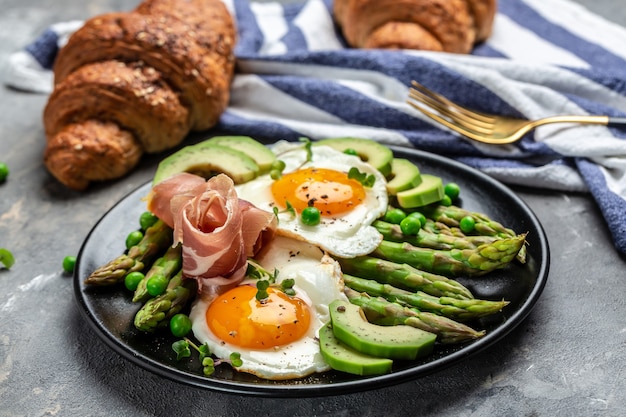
[0,162,8,182]
[301,206,321,226]
[343,148,358,156]
[407,211,427,227]
[146,274,168,296]
[444,182,461,200]
[62,256,77,273]
[400,216,421,235]
[124,271,145,291]
[139,211,158,231]
[440,195,452,207]
[383,208,406,224]
[0,248,15,269]
[169,313,192,337]
[459,216,476,234]
[125,230,144,250]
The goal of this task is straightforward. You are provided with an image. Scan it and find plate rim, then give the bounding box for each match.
[73,145,550,397]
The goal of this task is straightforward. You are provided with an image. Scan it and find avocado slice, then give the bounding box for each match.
[319,322,393,376]
[202,136,276,173]
[386,158,422,195]
[153,143,259,185]
[395,174,444,208]
[314,137,393,177]
[329,299,435,360]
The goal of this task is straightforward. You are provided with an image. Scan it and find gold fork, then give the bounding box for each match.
[407,80,626,144]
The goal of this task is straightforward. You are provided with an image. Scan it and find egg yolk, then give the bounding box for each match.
[271,168,365,216]
[206,285,311,349]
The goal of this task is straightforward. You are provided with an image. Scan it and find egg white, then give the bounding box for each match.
[189,236,347,380]
[235,141,388,258]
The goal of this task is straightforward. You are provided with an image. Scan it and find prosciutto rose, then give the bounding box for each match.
[147,172,277,294]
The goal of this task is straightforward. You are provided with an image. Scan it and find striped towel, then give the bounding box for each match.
[5,0,626,255]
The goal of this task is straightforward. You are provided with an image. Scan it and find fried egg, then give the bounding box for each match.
[189,236,347,380]
[235,141,388,258]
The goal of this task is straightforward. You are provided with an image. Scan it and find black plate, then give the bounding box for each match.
[74,146,550,397]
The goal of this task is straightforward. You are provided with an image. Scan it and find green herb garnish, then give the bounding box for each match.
[280,278,296,296]
[348,167,376,187]
[172,338,242,376]
[256,279,271,301]
[246,259,278,283]
[270,159,286,180]
[247,259,297,299]
[172,339,192,360]
[299,137,313,162]
[229,352,243,367]
[273,200,296,222]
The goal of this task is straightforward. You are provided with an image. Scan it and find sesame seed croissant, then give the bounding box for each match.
[43,0,236,190]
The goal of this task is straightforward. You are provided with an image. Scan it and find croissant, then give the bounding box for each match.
[43,0,236,190]
[333,0,497,53]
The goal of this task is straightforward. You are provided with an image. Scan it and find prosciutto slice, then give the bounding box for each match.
[147,172,277,293]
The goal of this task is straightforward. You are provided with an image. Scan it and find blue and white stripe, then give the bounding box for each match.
[6,0,626,254]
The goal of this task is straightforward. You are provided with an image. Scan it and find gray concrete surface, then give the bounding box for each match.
[0,0,625,416]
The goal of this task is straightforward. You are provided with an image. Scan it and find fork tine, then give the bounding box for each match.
[408,89,494,134]
[410,81,495,125]
[406,97,490,141]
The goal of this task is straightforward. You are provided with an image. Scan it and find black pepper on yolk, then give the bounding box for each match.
[206,285,312,349]
[271,168,365,216]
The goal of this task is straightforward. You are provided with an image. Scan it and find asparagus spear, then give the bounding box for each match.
[85,219,173,286]
[372,233,526,277]
[373,220,498,251]
[132,244,183,303]
[423,204,527,263]
[424,205,515,236]
[421,219,465,237]
[338,255,474,299]
[134,270,197,332]
[343,274,508,321]
[345,288,485,344]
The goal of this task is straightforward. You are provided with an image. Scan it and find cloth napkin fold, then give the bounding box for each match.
[5,0,626,255]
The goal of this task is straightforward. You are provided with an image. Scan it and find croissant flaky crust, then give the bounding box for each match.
[333,0,497,53]
[43,0,236,190]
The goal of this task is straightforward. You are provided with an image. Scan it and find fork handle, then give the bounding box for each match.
[541,115,626,127]
[607,117,626,126]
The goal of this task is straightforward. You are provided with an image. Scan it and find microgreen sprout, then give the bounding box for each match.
[256,279,270,302]
[246,259,278,283]
[269,159,286,180]
[229,352,243,367]
[348,167,376,187]
[272,200,296,222]
[172,338,243,376]
[298,137,313,162]
[172,339,192,360]
[280,278,296,296]
[247,259,296,299]
[247,259,288,301]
